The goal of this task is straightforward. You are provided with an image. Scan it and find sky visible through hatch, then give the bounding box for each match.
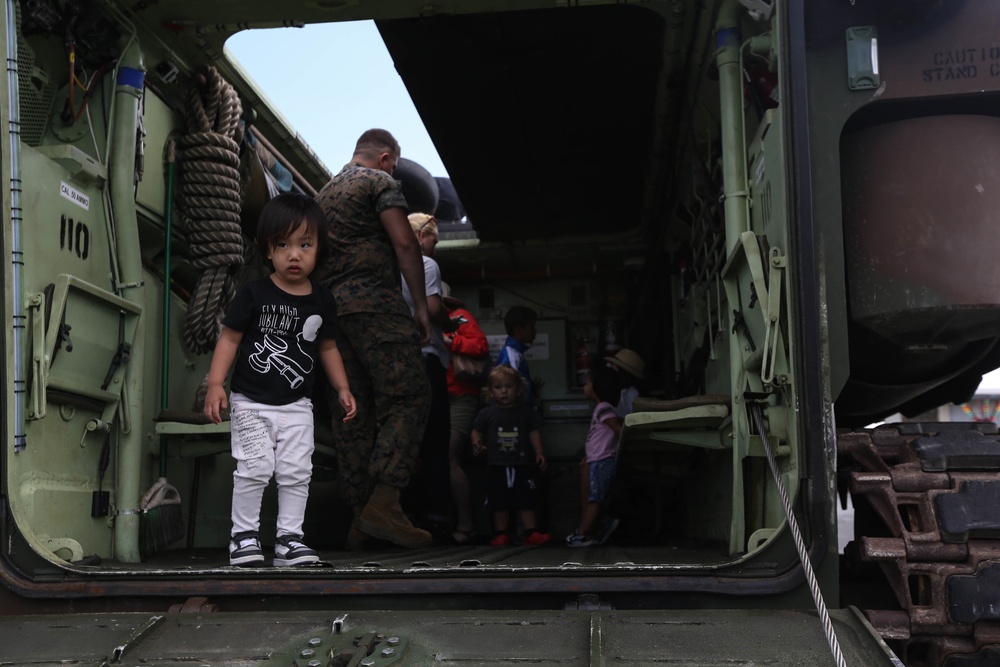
[227,20,449,179]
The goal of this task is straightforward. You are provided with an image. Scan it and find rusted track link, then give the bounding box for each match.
[838,423,1000,667]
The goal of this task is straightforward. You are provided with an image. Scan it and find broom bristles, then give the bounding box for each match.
[141,504,185,554]
[139,477,185,554]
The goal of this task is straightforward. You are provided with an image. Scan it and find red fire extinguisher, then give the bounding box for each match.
[744,64,779,110]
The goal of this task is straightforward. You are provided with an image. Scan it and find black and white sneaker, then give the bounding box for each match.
[274,534,320,567]
[566,532,597,548]
[229,532,264,566]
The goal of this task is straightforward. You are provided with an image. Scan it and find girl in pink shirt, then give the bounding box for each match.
[566,366,623,547]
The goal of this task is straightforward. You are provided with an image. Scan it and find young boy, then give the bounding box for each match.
[567,365,623,547]
[471,365,551,546]
[496,305,541,406]
[204,193,357,567]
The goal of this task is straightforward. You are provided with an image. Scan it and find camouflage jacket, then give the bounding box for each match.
[315,163,410,318]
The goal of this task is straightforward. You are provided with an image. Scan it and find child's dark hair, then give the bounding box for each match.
[503,305,537,336]
[256,193,329,266]
[589,365,622,405]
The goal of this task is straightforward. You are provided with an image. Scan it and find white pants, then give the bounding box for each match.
[230,393,314,537]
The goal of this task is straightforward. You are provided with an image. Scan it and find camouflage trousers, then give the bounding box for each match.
[329,312,430,513]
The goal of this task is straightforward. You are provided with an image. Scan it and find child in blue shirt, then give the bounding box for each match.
[496,305,541,406]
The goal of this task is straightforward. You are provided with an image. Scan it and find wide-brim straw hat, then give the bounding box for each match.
[440,281,465,309]
[608,348,645,380]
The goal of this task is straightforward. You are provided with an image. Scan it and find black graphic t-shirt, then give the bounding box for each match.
[472,403,542,466]
[223,277,339,405]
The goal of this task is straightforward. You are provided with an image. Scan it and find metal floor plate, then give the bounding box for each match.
[0,607,902,666]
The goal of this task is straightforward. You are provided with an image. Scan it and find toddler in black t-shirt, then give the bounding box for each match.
[205,193,356,567]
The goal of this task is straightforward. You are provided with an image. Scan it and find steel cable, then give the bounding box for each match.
[748,401,847,667]
[179,65,244,353]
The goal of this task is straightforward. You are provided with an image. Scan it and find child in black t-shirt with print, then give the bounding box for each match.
[471,365,551,546]
[205,193,356,567]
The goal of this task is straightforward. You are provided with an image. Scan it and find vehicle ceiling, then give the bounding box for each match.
[377,6,666,244]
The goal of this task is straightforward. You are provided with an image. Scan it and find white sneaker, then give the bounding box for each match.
[229,533,264,566]
[274,534,320,567]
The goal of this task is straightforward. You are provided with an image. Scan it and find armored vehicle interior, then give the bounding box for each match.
[9,0,796,580]
[6,5,1000,657]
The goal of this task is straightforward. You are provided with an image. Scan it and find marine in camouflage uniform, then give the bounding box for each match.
[315,130,432,548]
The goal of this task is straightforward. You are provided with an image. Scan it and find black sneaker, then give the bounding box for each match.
[597,516,620,545]
[229,532,264,566]
[274,534,320,567]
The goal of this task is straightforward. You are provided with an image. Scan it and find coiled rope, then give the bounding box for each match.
[748,402,847,667]
[179,64,244,354]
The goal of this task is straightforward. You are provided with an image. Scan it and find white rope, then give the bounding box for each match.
[749,401,847,667]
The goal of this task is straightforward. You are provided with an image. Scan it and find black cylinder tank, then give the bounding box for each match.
[394,157,439,215]
[434,177,466,221]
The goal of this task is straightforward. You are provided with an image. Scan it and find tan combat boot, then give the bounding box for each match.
[356,484,432,548]
[344,521,389,551]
